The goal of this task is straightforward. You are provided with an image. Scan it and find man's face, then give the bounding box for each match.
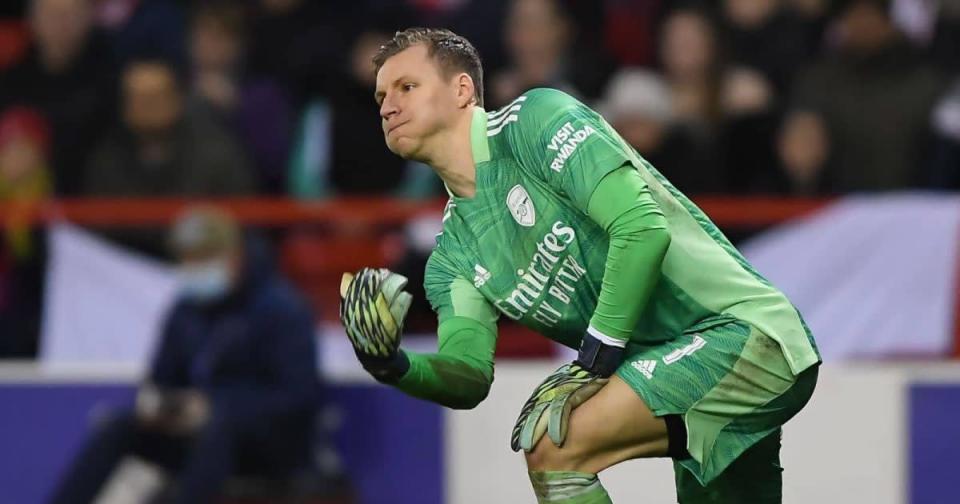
[506,0,569,63]
[30,0,92,69]
[840,3,895,54]
[660,11,715,80]
[375,45,461,160]
[123,63,183,137]
[191,18,242,72]
[0,137,44,185]
[723,0,777,29]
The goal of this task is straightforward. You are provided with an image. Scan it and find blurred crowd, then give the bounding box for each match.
[2,0,960,204]
[2,0,960,358]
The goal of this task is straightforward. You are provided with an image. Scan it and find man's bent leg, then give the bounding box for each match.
[674,429,783,504]
[173,412,238,504]
[524,376,673,503]
[525,375,670,474]
[49,410,139,504]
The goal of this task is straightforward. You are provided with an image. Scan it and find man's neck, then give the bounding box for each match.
[425,106,478,198]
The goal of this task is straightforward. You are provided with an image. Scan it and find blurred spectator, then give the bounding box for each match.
[421,0,509,80]
[660,5,785,193]
[656,7,728,184]
[0,107,50,358]
[0,0,117,196]
[718,65,781,194]
[188,1,293,193]
[245,0,344,104]
[327,31,413,195]
[775,110,832,194]
[792,0,945,191]
[659,6,725,128]
[926,80,960,188]
[598,69,722,194]
[288,30,440,198]
[490,0,612,107]
[84,58,252,255]
[49,207,322,504]
[85,58,252,199]
[602,0,664,67]
[94,0,186,67]
[720,0,818,92]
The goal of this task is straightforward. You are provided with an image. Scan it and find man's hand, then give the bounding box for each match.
[135,386,210,435]
[510,363,607,452]
[339,267,413,382]
[510,332,625,452]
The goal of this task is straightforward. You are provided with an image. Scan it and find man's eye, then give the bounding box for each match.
[403,83,415,91]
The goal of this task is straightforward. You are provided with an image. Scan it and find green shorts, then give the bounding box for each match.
[615,318,819,488]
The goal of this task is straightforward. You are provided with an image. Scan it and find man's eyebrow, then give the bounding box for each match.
[374,76,413,104]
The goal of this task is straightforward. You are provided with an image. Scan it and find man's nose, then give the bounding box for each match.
[380,98,399,121]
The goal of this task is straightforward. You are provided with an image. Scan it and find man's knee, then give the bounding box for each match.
[524,434,592,473]
[524,376,670,474]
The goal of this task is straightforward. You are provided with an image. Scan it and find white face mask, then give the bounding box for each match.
[177,259,232,302]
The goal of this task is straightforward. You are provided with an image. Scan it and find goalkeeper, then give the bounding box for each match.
[339,28,820,504]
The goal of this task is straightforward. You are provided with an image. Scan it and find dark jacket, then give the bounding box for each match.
[83,108,253,256]
[83,107,253,198]
[149,239,319,432]
[0,32,118,196]
[792,38,945,192]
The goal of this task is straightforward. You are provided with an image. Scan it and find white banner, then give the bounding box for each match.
[40,223,178,368]
[742,193,960,360]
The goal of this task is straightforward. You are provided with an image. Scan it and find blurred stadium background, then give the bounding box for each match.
[1,0,959,502]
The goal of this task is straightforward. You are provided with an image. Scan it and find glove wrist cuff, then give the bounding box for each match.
[574,333,624,377]
[360,350,410,384]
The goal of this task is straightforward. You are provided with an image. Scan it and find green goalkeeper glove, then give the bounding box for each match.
[511,333,625,452]
[510,362,608,452]
[339,267,413,383]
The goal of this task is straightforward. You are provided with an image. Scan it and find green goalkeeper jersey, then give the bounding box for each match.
[391,89,819,409]
[422,88,819,372]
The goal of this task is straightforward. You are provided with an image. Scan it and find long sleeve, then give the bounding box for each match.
[206,296,319,428]
[585,165,671,341]
[395,316,496,410]
[148,304,191,388]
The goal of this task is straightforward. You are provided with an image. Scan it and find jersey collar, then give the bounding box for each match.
[470,107,491,164]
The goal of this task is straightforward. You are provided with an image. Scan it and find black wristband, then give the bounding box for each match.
[574,333,624,377]
[359,350,410,384]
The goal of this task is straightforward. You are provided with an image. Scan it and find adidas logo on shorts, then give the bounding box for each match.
[631,359,657,379]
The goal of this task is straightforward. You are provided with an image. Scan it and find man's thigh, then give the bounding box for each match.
[674,429,783,504]
[528,322,756,473]
[529,320,816,483]
[571,375,670,469]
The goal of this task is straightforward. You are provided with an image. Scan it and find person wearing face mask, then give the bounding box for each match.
[49,206,322,504]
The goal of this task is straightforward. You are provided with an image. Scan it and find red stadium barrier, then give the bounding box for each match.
[0,196,840,358]
[0,195,830,228]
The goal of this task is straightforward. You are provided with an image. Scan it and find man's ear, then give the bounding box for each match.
[455,73,476,108]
